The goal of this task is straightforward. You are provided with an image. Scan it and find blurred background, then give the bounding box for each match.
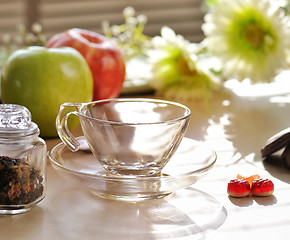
[0,0,205,46]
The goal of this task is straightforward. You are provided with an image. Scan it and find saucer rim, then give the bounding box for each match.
[48,136,217,181]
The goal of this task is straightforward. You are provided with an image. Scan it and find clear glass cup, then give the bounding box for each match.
[57,98,191,176]
[0,104,47,214]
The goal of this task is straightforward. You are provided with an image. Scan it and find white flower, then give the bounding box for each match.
[32,23,42,34]
[149,26,219,101]
[202,0,290,83]
[123,6,135,18]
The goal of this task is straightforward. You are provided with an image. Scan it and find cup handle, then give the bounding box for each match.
[56,102,82,152]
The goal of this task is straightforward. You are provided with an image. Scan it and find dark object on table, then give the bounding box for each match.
[282,143,290,170]
[261,127,290,169]
[261,127,290,157]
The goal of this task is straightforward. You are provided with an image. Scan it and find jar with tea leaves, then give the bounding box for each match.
[0,104,46,214]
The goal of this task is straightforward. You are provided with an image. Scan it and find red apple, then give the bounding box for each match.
[46,28,126,100]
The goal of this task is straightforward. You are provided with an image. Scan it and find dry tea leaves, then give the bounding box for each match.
[0,156,44,205]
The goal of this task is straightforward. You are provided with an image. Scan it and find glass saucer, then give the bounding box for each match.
[48,136,216,202]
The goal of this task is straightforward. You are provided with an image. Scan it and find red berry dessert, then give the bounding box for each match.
[227,178,251,197]
[251,178,274,197]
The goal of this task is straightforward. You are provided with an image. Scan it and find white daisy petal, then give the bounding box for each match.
[161,26,176,41]
[202,0,290,83]
[149,26,220,101]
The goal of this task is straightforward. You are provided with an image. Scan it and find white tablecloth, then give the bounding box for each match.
[0,73,289,240]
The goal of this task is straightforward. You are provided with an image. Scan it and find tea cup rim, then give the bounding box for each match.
[76,98,191,126]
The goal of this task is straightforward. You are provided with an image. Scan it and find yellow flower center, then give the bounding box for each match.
[243,23,265,47]
[177,57,196,76]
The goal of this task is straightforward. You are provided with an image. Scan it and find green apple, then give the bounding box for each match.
[1,46,93,137]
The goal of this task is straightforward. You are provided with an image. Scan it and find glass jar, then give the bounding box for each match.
[0,104,47,214]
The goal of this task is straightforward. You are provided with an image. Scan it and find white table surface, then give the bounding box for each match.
[0,73,289,240]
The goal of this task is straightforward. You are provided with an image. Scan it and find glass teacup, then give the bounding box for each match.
[56,98,191,176]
